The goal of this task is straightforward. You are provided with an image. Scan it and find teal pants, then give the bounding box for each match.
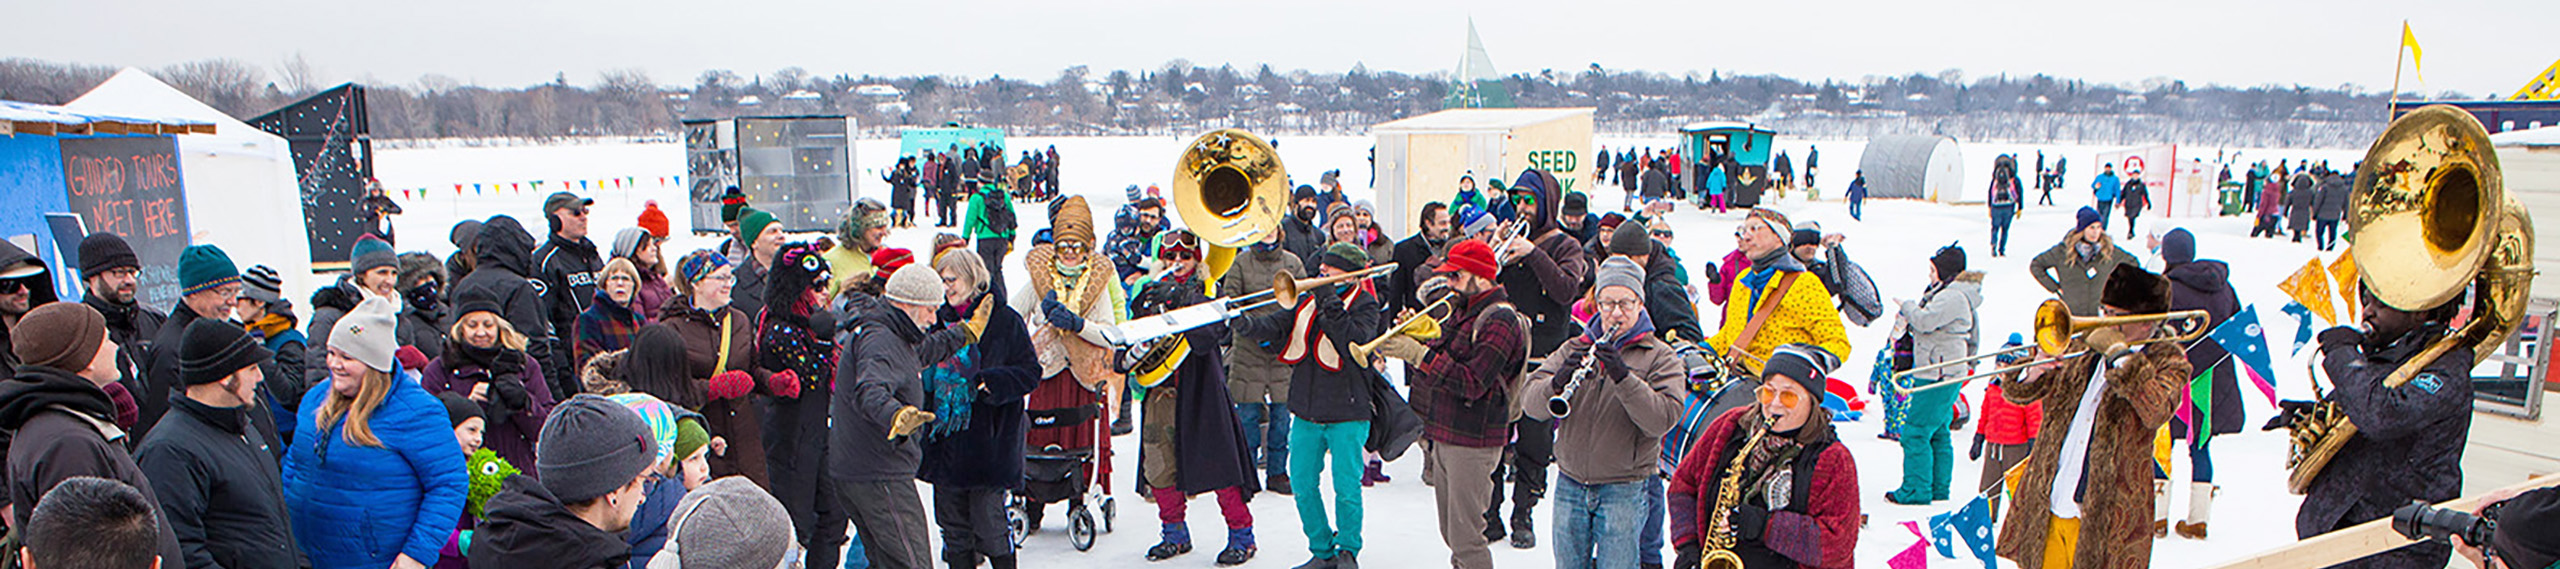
[1289,419,1370,558]
[1892,386,1958,501]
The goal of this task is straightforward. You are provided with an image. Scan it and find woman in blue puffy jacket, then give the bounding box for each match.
[287,297,469,569]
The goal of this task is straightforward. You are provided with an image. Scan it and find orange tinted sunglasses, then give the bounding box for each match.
[1755,385,1806,408]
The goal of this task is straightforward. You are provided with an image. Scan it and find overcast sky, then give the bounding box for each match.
[16,0,2555,97]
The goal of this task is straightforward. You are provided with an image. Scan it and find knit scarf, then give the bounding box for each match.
[1741,249,1806,308]
[923,341,978,440]
[243,313,296,341]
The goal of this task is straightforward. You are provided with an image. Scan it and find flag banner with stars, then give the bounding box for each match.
[1926,496,1998,569]
[2282,302,2315,355]
[2210,305,2280,408]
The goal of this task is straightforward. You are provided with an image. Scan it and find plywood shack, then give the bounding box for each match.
[1371,108,1594,236]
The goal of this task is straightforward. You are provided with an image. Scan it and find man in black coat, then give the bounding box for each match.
[77,233,158,418]
[835,264,973,569]
[1487,169,1589,549]
[1388,203,1453,317]
[1282,186,1327,275]
[457,216,560,395]
[138,319,301,569]
[142,245,248,444]
[2296,283,2474,569]
[2156,229,2241,538]
[1606,223,1702,343]
[0,238,59,374]
[0,302,182,563]
[534,192,602,395]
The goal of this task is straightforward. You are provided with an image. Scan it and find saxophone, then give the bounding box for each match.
[1702,413,1774,569]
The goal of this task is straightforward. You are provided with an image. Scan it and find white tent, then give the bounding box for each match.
[1859,135,1966,203]
[65,68,317,304]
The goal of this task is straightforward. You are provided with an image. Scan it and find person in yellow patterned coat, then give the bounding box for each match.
[1703,208,1852,422]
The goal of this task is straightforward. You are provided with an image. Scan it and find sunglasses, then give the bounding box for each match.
[1755,385,1806,408]
[0,280,21,294]
[1650,230,1674,239]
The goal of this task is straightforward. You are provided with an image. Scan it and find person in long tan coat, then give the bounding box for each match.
[1995,264,2190,569]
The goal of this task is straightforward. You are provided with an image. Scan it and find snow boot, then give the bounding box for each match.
[1147,523,1193,561]
[1290,554,1337,569]
[1335,551,1360,569]
[1363,459,1389,486]
[1268,472,1292,496]
[2175,482,2217,539]
[1216,527,1257,566]
[1509,512,1536,549]
[987,555,1016,569]
[1483,510,1507,543]
[2151,480,2172,538]
[943,550,982,569]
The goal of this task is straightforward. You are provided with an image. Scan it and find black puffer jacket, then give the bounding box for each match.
[455,216,560,388]
[136,396,301,569]
[534,233,602,362]
[0,364,183,563]
[2298,328,2474,544]
[831,294,968,483]
[0,240,56,373]
[467,475,630,569]
[2164,259,2242,437]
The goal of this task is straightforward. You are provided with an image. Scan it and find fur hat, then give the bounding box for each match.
[1051,196,1095,245]
[77,233,139,279]
[883,263,943,307]
[2101,263,2171,315]
[636,200,671,238]
[13,302,105,372]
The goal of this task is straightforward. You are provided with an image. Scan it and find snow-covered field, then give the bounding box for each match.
[371,134,2376,568]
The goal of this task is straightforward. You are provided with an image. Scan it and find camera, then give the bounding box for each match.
[2391,500,2494,547]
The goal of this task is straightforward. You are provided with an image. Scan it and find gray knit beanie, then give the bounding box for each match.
[883,263,942,306]
[536,394,660,504]
[655,477,795,569]
[1607,220,1650,257]
[1595,256,1645,300]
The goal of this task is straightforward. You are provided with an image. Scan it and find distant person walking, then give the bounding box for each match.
[2090,164,2121,229]
[1988,157,2023,257]
[2313,169,2351,251]
[2043,158,2066,206]
[1846,171,1869,221]
[2119,175,2150,239]
[2285,167,2317,242]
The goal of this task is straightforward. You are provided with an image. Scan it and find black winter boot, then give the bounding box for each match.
[1509,512,1536,549]
[988,554,1017,569]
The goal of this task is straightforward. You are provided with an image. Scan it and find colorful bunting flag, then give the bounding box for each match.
[2278,258,2337,326]
[1890,521,1930,569]
[1933,496,1999,569]
[2209,305,2281,407]
[2328,253,2360,324]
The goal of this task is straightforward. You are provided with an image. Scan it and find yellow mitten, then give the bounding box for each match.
[889,406,937,439]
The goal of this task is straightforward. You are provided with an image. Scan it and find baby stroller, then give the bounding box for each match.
[1010,401,1117,551]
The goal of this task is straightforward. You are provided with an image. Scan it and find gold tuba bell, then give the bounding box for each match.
[1172,129,1291,251]
[2283,105,2539,494]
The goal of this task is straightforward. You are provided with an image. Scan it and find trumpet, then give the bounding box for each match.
[1487,217,1533,260]
[1232,264,1397,312]
[1893,299,2211,395]
[1548,327,1613,419]
[1347,297,1455,366]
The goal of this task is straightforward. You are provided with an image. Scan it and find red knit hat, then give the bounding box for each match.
[871,247,916,273]
[636,201,670,238]
[1435,238,1500,281]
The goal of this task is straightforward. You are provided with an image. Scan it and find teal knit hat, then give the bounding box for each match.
[178,244,240,296]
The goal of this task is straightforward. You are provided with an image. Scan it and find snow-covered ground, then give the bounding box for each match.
[370,135,2375,568]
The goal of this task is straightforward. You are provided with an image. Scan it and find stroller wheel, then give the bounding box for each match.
[1070,508,1099,551]
[1101,496,1117,533]
[1007,498,1029,548]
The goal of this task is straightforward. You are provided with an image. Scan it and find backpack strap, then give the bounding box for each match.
[713,311,735,372]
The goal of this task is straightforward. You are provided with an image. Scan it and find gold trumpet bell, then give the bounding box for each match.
[2348,105,2503,312]
[2032,300,2075,354]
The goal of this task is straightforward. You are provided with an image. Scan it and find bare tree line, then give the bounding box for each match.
[0,57,2418,147]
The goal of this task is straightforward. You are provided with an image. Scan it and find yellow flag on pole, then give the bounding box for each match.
[2403,22,2426,82]
[2280,258,2338,325]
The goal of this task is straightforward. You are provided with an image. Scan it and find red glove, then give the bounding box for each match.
[101,381,138,429]
[708,371,755,400]
[395,346,431,371]
[765,370,802,399]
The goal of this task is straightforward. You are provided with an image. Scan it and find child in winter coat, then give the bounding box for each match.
[1974,334,2044,514]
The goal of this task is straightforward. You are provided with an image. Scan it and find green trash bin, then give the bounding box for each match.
[2218,182,2247,216]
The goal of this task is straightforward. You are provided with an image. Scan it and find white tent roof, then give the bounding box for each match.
[1372,108,1592,132]
[2492,125,2560,147]
[63,68,262,136]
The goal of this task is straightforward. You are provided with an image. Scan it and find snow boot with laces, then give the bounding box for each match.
[1216,527,1257,566]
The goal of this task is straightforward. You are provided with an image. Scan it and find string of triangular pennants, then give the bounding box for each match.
[389,175,688,200]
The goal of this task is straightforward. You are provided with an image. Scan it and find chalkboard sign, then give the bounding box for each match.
[60,136,189,311]
[250,84,374,265]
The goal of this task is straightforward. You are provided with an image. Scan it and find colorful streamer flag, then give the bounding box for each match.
[2402,21,2426,81]
[2329,253,2361,324]
[1926,496,1999,569]
[1890,521,1930,569]
[2278,258,2337,326]
[2209,305,2281,408]
[2282,302,2316,355]
[2177,367,2220,448]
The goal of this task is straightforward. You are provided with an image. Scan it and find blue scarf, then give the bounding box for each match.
[922,300,982,439]
[1740,250,1807,308]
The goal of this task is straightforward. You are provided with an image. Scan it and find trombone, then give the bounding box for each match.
[1112,264,1396,345]
[1347,296,1455,366]
[1892,299,2211,395]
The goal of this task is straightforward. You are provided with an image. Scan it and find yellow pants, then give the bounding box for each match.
[2043,515,2081,569]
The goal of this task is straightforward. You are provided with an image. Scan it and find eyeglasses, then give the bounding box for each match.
[1650,229,1674,239]
[1056,240,1090,253]
[1755,385,1806,408]
[699,274,735,283]
[1596,298,1642,313]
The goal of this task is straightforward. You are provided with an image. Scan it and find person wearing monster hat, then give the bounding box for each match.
[755,241,844,568]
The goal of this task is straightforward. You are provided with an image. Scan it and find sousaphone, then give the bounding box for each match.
[2283,105,2538,494]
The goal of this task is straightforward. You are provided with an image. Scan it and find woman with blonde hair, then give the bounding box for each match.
[285,297,469,569]
[420,286,558,474]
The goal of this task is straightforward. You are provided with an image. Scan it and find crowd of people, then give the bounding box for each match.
[0,129,2549,569]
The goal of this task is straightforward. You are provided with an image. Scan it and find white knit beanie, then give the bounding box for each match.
[883,263,943,307]
[329,296,401,372]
